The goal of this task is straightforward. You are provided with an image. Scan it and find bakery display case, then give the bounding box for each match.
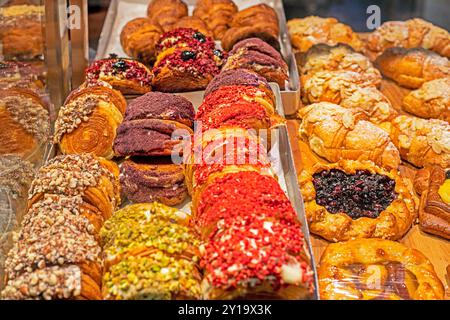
[0,0,449,301]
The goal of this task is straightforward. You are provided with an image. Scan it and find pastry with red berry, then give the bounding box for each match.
[85,57,153,95]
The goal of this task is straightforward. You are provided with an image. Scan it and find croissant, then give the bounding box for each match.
[221,4,280,51]
[120,17,163,65]
[388,115,450,168]
[299,160,417,242]
[28,154,121,221]
[367,18,450,59]
[147,0,188,32]
[402,77,450,123]
[193,0,238,40]
[170,16,213,38]
[375,47,450,89]
[414,166,450,239]
[287,16,364,54]
[298,102,401,170]
[55,85,125,159]
[0,88,50,160]
[318,239,445,300]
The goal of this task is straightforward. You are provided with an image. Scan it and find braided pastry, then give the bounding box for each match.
[193,0,238,40]
[318,239,445,300]
[147,0,188,32]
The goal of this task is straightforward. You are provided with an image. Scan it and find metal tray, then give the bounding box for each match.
[95,0,301,117]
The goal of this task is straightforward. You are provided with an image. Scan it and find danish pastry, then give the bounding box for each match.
[85,57,153,95]
[299,160,417,242]
[193,0,238,40]
[375,47,450,89]
[287,16,364,53]
[367,18,450,59]
[147,0,188,32]
[222,38,289,89]
[414,166,450,239]
[318,239,445,300]
[298,102,401,169]
[120,17,163,65]
[55,85,126,159]
[402,77,450,123]
[388,115,450,168]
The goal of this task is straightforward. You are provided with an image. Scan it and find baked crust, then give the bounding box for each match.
[414,166,450,239]
[287,16,364,53]
[147,0,188,32]
[193,0,237,40]
[170,16,213,38]
[402,77,450,123]
[318,239,445,300]
[375,47,450,89]
[298,102,401,170]
[299,160,417,242]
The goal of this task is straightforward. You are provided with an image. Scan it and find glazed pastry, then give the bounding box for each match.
[114,92,194,157]
[287,16,364,53]
[120,17,163,65]
[367,18,450,59]
[298,102,401,170]
[204,68,274,101]
[318,239,445,300]
[28,154,121,220]
[202,211,314,299]
[222,38,289,89]
[193,0,238,40]
[85,57,153,95]
[299,160,417,242]
[221,4,280,51]
[300,71,397,124]
[402,77,450,123]
[414,166,450,239]
[300,44,382,88]
[54,85,126,159]
[388,115,450,168]
[120,158,188,206]
[147,0,188,32]
[101,203,202,300]
[375,47,450,89]
[171,16,213,39]
[0,88,50,160]
[0,5,44,60]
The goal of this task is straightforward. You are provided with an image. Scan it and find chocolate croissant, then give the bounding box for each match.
[375,47,450,89]
[120,17,163,65]
[298,102,401,170]
[147,0,188,32]
[54,85,125,159]
[193,0,238,40]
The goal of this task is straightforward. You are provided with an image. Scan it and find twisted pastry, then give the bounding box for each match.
[193,0,238,40]
[147,0,188,32]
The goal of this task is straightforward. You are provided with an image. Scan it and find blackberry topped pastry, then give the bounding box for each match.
[299,160,417,242]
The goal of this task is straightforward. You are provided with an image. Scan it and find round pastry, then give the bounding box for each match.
[299,160,417,242]
[147,0,188,32]
[193,0,238,40]
[204,68,273,100]
[55,85,125,159]
[120,158,188,206]
[120,17,163,65]
[0,88,50,160]
[402,77,450,123]
[85,57,153,95]
[287,16,364,53]
[170,16,213,39]
[28,154,121,220]
[223,38,289,89]
[318,239,445,300]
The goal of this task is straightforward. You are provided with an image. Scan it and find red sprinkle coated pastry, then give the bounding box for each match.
[201,213,313,289]
[195,171,299,231]
[157,28,216,53]
[85,58,152,87]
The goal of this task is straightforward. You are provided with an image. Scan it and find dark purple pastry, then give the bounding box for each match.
[120,158,187,206]
[229,38,287,68]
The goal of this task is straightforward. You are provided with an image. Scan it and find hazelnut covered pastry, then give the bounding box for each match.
[299,160,417,242]
[318,239,445,300]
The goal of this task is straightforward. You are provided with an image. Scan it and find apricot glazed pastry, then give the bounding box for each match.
[193,0,238,40]
[318,239,445,300]
[55,85,126,159]
[414,166,450,239]
[298,103,401,170]
[85,57,153,95]
[299,160,417,242]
